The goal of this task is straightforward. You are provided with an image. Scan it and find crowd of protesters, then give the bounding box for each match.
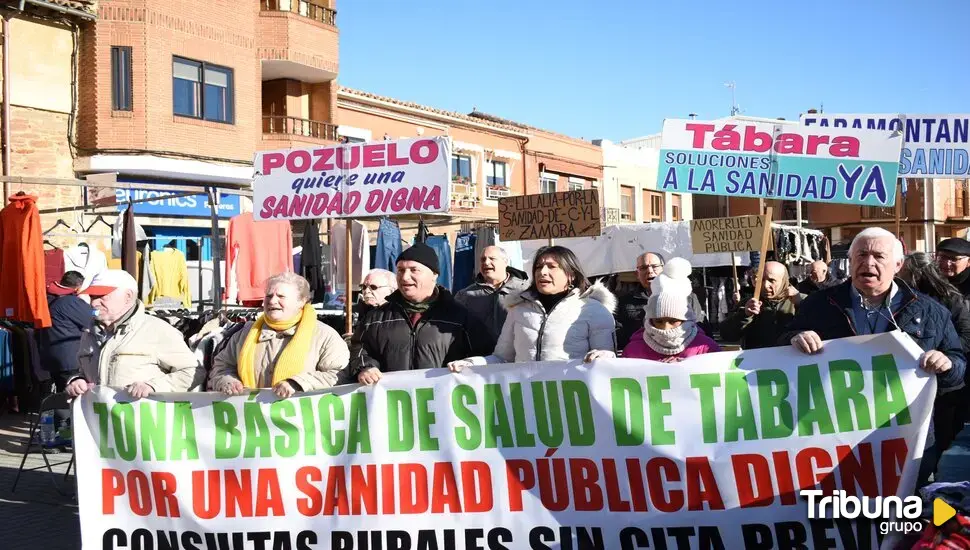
[41,226,970,489]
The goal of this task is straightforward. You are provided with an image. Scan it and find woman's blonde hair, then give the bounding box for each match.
[264,272,311,302]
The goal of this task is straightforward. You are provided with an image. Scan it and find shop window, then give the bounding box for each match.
[111,46,132,111]
[452,154,472,183]
[486,160,507,186]
[173,56,234,123]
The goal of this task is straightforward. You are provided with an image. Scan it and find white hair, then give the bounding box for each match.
[363,268,397,290]
[850,227,904,262]
[265,272,311,302]
[481,246,508,260]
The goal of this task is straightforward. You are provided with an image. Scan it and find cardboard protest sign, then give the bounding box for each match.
[690,214,768,254]
[657,119,903,207]
[802,114,970,178]
[75,333,932,550]
[252,136,451,220]
[498,189,600,241]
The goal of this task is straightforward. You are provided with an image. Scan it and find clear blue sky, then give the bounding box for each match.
[338,0,970,142]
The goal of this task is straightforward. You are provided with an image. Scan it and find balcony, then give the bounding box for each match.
[262,116,338,146]
[862,204,905,220]
[258,0,339,82]
[262,0,336,26]
[451,178,480,210]
[486,185,510,200]
[602,207,620,225]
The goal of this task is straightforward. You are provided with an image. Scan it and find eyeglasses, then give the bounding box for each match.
[359,284,388,291]
[636,264,664,272]
[937,254,969,264]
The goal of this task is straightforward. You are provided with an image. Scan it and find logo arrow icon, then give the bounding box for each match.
[934,498,957,526]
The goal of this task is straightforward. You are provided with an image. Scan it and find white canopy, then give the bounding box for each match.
[519,222,751,276]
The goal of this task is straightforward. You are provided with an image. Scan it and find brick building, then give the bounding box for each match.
[2,0,339,259]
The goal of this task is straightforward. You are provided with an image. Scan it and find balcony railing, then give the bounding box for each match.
[601,207,620,225]
[262,0,337,26]
[862,204,905,220]
[263,116,338,141]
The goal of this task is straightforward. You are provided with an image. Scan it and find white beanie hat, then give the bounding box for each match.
[646,257,694,321]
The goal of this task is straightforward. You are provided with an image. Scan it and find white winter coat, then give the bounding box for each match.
[467,282,617,364]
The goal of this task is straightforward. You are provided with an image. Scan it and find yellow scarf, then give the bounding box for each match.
[237,303,316,388]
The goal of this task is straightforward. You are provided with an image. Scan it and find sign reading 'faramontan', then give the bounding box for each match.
[690,214,768,254]
[498,189,601,241]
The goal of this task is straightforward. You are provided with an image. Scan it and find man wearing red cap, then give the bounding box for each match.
[65,269,203,398]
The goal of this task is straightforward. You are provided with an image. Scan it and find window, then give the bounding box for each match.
[173,57,234,123]
[486,160,507,186]
[111,46,132,111]
[643,190,664,222]
[671,194,682,221]
[620,185,635,220]
[540,173,557,194]
[452,154,472,182]
[568,177,586,191]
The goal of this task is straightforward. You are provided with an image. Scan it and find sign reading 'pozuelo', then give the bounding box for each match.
[801,114,970,178]
[657,119,904,207]
[498,189,600,241]
[252,136,452,221]
[690,214,767,255]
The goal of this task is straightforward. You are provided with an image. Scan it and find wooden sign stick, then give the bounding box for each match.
[752,207,774,302]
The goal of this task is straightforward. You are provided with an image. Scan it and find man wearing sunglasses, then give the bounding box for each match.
[936,238,970,300]
[359,269,396,308]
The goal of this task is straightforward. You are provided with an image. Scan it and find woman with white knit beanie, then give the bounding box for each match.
[622,257,720,362]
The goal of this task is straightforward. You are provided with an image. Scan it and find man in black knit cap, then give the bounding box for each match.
[350,243,496,385]
[937,237,970,300]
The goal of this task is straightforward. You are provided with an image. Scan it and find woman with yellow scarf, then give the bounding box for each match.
[209,273,350,398]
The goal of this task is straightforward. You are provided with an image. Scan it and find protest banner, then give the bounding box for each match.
[498,189,601,241]
[252,136,452,221]
[657,119,904,207]
[801,114,970,178]
[690,214,768,255]
[75,332,934,550]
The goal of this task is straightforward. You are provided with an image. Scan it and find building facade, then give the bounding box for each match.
[605,135,693,224]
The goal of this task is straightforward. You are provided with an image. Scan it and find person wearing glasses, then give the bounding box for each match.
[936,238,970,300]
[615,252,705,349]
[359,269,396,309]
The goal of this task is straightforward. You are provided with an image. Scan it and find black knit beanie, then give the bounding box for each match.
[397,243,440,274]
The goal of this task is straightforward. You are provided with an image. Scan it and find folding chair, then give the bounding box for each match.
[11,392,76,497]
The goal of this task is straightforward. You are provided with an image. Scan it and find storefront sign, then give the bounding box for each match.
[801,114,970,178]
[498,189,601,241]
[94,186,241,218]
[657,119,904,207]
[690,214,767,254]
[252,137,452,221]
[73,333,932,549]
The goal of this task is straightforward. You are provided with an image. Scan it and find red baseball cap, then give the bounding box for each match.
[46,281,77,296]
[79,269,138,297]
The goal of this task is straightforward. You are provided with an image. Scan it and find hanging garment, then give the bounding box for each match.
[301,221,326,303]
[473,227,497,275]
[374,218,402,272]
[148,247,192,308]
[452,232,477,291]
[425,235,453,291]
[226,213,293,303]
[121,205,140,277]
[416,220,429,244]
[0,327,12,392]
[44,248,65,286]
[0,194,51,328]
[139,242,153,302]
[331,220,370,291]
[63,242,108,289]
[112,208,147,259]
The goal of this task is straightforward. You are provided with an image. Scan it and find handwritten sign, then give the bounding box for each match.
[498,189,600,241]
[252,137,452,220]
[690,214,768,254]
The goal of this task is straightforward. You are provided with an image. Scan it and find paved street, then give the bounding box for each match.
[0,412,80,549]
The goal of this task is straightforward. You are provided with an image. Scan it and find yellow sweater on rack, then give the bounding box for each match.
[147,248,192,308]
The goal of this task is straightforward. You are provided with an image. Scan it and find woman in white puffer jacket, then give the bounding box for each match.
[449,246,617,369]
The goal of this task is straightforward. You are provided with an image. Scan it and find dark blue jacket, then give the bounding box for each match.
[780,280,966,389]
[39,293,93,374]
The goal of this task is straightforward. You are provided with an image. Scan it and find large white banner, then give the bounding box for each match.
[252,136,452,221]
[75,333,934,550]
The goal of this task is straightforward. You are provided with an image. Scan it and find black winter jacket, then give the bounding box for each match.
[454,267,530,341]
[349,287,496,376]
[38,293,92,373]
[779,280,966,390]
[720,295,799,350]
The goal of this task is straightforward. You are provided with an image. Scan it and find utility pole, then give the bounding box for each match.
[725,81,740,116]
